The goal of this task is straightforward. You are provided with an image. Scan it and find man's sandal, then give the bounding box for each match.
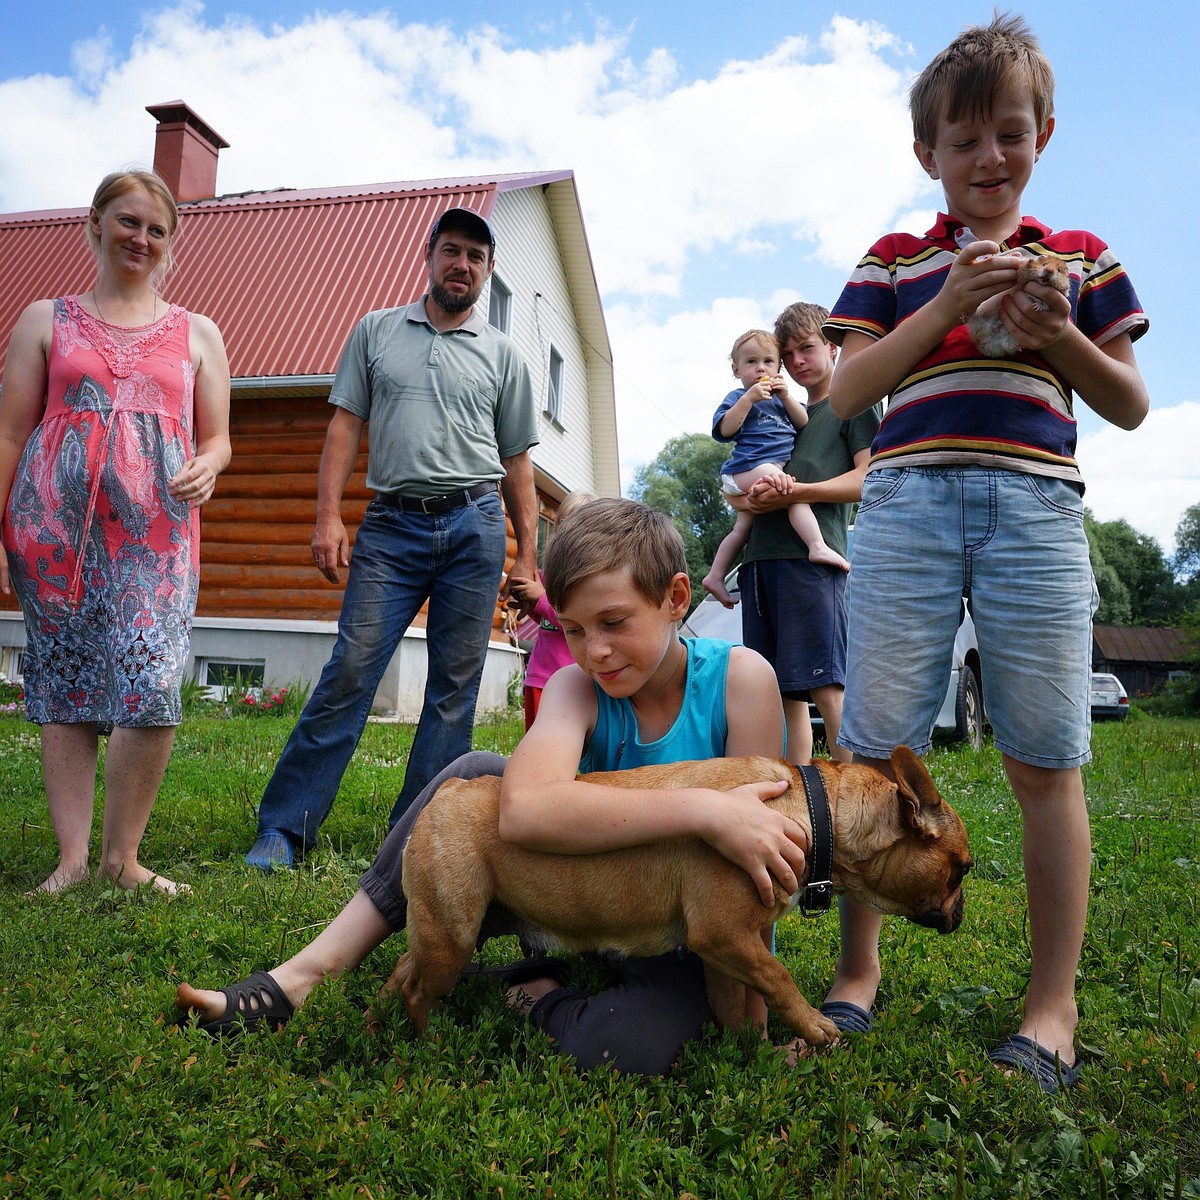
[180,970,295,1037]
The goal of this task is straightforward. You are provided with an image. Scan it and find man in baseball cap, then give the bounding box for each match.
[245,198,537,871]
[428,206,495,251]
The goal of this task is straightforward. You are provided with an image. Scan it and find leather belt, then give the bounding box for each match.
[375,480,498,515]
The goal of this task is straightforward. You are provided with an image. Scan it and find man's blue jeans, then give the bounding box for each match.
[256,491,509,850]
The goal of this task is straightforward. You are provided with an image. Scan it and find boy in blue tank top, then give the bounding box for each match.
[178,498,810,1076]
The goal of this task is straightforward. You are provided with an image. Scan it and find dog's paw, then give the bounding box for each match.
[782,1013,843,1062]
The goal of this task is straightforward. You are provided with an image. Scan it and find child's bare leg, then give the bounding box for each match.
[175,889,394,1020]
[1000,757,1087,1067]
[789,504,850,572]
[703,511,753,607]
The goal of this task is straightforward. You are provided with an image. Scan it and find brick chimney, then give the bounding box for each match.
[145,101,230,202]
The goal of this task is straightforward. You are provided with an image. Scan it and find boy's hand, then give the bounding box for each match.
[745,477,799,512]
[999,276,1072,352]
[939,242,1023,325]
[704,778,810,906]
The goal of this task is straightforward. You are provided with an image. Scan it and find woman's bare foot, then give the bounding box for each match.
[104,861,191,894]
[27,860,89,895]
[701,573,738,608]
[808,545,851,572]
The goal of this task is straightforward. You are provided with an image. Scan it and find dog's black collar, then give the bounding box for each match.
[798,765,833,916]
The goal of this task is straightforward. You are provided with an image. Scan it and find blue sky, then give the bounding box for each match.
[2,1,1196,550]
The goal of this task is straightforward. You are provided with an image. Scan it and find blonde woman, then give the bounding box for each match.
[0,169,231,893]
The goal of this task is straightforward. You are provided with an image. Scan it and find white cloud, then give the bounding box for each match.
[1077,401,1200,554]
[1,4,1192,547]
[0,6,925,294]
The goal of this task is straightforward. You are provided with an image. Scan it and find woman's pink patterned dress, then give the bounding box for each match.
[3,295,200,728]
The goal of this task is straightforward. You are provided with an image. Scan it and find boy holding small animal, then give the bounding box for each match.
[823,12,1149,1092]
[177,499,811,1076]
[702,329,849,608]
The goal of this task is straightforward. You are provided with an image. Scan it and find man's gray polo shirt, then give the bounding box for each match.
[329,299,538,497]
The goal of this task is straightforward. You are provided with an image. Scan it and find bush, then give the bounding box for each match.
[228,678,312,719]
[1136,672,1200,716]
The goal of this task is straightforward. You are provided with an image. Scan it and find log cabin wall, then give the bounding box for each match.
[202,392,525,637]
[200,393,361,620]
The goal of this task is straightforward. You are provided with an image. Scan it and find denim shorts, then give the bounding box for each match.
[838,468,1097,768]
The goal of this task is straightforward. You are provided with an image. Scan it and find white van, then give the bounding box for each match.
[681,570,986,749]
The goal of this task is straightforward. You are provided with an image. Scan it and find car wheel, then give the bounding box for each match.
[954,664,984,751]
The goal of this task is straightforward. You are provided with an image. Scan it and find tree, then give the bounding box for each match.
[1085,520,1132,625]
[629,432,733,610]
[1085,513,1183,625]
[1172,502,1200,584]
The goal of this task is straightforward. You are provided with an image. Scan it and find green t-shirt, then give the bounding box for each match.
[742,397,882,562]
[329,300,538,497]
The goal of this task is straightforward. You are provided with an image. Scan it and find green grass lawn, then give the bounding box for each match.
[0,712,1196,1198]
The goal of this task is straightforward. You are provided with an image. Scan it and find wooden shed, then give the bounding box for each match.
[1092,625,1190,699]
[0,103,619,716]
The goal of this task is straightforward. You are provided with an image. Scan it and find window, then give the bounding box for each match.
[487,276,512,333]
[545,346,565,426]
[200,658,265,698]
[0,646,23,683]
[536,511,554,565]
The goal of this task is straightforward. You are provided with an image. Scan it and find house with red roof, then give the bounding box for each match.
[0,102,618,717]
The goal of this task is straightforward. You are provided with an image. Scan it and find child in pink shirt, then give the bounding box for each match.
[506,490,596,729]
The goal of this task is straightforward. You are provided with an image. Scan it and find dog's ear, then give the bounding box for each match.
[890,745,950,842]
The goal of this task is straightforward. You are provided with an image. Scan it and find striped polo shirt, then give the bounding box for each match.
[823,215,1149,484]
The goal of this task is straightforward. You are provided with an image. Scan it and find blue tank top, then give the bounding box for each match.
[578,637,732,774]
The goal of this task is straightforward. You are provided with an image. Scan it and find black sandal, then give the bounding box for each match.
[187,970,295,1037]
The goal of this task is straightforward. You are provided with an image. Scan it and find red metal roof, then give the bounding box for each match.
[0,172,571,379]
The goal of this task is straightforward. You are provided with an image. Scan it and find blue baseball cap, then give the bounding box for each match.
[428,206,496,248]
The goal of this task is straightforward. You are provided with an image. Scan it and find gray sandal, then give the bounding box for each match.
[188,970,295,1037]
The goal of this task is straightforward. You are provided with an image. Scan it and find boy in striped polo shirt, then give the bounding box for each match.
[821,13,1149,1092]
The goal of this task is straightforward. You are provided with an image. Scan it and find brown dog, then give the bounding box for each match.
[376,747,970,1047]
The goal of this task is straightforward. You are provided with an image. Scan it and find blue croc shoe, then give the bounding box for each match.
[989,1034,1082,1094]
[245,828,298,871]
[820,1000,875,1034]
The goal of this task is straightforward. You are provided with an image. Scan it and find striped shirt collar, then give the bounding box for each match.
[927,213,1053,249]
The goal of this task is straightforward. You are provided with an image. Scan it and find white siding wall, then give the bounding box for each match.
[487,189,599,494]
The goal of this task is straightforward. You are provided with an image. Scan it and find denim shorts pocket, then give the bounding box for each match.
[1021,474,1085,520]
[855,469,907,517]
